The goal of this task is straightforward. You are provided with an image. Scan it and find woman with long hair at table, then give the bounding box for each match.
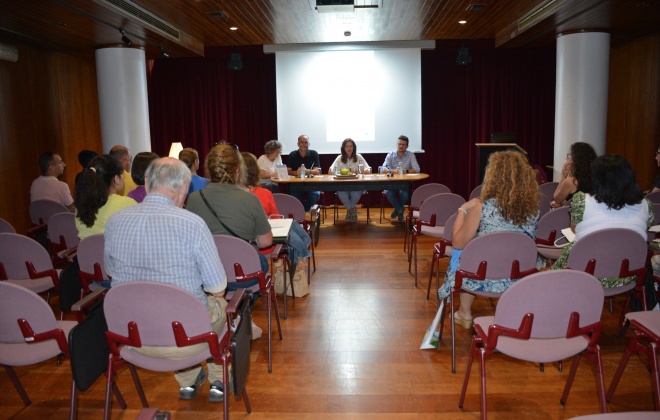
[328,138,370,222]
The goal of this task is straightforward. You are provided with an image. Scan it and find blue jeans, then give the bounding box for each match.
[290,191,320,212]
[384,189,409,214]
[337,191,362,210]
[227,253,268,291]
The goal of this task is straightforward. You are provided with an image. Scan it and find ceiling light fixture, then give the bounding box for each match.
[459,20,467,24]
[230,27,238,31]
[119,29,133,46]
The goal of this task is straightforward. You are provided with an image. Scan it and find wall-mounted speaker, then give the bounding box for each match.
[456,47,471,65]
[228,52,243,70]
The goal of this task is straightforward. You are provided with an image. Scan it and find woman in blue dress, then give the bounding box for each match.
[438,151,540,329]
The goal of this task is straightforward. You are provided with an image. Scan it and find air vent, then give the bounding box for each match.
[98,0,180,40]
[210,11,228,20]
[466,4,486,11]
[518,0,564,31]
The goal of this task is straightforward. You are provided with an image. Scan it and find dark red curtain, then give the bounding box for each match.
[147,41,555,199]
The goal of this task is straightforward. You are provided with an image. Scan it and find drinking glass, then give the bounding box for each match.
[378,166,386,175]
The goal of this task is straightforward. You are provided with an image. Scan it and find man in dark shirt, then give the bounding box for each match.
[287,135,321,211]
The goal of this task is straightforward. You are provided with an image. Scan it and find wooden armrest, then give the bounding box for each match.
[71,288,107,312]
[225,288,247,315]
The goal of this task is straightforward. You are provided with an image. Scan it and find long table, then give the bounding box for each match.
[273,173,429,194]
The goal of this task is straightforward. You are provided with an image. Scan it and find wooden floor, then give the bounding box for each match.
[1,208,658,419]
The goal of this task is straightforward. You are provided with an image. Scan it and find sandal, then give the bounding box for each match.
[454,311,473,330]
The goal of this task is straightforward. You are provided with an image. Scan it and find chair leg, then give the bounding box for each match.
[561,353,583,406]
[458,336,477,409]
[413,236,418,287]
[426,251,439,300]
[450,294,457,374]
[4,365,31,406]
[70,380,79,420]
[649,342,660,410]
[607,332,638,402]
[438,297,448,339]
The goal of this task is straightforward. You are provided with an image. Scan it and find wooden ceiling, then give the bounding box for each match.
[0,0,658,60]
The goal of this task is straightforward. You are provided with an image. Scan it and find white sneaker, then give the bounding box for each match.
[251,322,262,340]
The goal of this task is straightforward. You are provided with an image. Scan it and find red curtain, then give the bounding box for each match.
[147,41,556,199]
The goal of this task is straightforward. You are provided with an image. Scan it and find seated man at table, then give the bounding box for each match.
[287,134,321,212]
[104,157,230,402]
[381,135,420,222]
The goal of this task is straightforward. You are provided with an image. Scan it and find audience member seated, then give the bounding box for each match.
[257,139,283,193]
[438,151,539,327]
[75,149,98,185]
[179,147,210,194]
[74,155,136,240]
[104,157,231,402]
[328,138,370,222]
[552,154,654,288]
[287,134,321,212]
[109,145,138,196]
[127,152,159,203]
[381,135,420,222]
[186,144,273,275]
[551,142,596,208]
[242,152,311,262]
[30,151,75,212]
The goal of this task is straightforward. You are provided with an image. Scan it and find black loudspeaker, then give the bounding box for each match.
[456,47,471,65]
[228,52,243,71]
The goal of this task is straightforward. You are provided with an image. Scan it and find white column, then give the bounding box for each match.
[553,32,610,181]
[95,47,151,154]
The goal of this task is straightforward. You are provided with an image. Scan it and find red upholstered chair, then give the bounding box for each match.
[537,181,559,202]
[426,212,457,303]
[607,310,660,410]
[0,281,76,408]
[104,283,252,420]
[535,206,571,263]
[0,217,16,233]
[404,183,451,252]
[458,270,607,419]
[645,191,660,204]
[214,234,282,373]
[565,228,648,334]
[47,212,79,268]
[0,232,59,298]
[468,184,482,200]
[409,193,465,287]
[537,192,552,218]
[77,234,108,296]
[27,200,70,248]
[438,231,538,373]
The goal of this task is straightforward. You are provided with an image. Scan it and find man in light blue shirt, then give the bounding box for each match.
[382,135,420,222]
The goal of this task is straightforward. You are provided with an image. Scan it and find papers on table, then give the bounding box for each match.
[268,218,293,239]
[275,164,289,180]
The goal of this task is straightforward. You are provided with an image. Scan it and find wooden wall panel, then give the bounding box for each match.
[606,33,660,191]
[0,38,101,233]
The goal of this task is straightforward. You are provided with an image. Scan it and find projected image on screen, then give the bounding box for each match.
[274,46,422,155]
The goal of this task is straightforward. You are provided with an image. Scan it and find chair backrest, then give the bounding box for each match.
[537,193,552,218]
[458,231,538,279]
[653,203,660,225]
[0,232,54,278]
[495,269,604,339]
[0,281,59,344]
[272,193,306,221]
[469,184,482,200]
[410,183,451,208]
[418,193,466,226]
[0,218,16,233]
[104,281,211,347]
[29,199,69,225]
[47,212,79,249]
[566,228,648,278]
[536,206,571,243]
[213,235,262,282]
[645,191,660,204]
[77,234,107,279]
[443,212,458,242]
[537,182,559,201]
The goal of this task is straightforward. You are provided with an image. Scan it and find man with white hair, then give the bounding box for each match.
[104,157,230,402]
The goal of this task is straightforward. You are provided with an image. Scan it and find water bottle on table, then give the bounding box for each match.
[397,163,403,176]
[300,164,306,178]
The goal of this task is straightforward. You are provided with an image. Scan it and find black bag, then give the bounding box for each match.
[59,257,82,312]
[630,263,658,311]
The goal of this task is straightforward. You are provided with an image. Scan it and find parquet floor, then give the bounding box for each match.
[1,208,657,419]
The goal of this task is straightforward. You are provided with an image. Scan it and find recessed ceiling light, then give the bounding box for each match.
[459,20,467,24]
[230,27,238,31]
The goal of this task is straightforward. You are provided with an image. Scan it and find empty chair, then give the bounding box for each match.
[458,270,607,419]
[468,184,482,200]
[0,281,76,408]
[409,193,466,286]
[535,206,571,263]
[537,192,552,218]
[273,193,316,273]
[565,228,648,334]
[646,191,660,204]
[0,217,16,233]
[213,234,283,373]
[0,232,59,296]
[537,181,559,202]
[47,212,79,267]
[104,283,252,420]
[607,310,660,411]
[439,231,539,373]
[77,234,108,295]
[404,183,451,252]
[427,212,457,302]
[28,199,70,248]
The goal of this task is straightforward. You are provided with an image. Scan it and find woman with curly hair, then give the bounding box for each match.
[438,151,539,328]
[74,154,136,240]
[551,142,596,208]
[553,154,654,287]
